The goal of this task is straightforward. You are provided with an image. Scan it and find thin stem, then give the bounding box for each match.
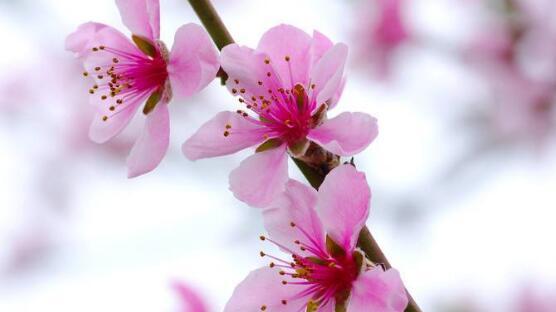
[187,0,234,49]
[186,1,422,311]
[187,0,233,83]
[291,158,325,189]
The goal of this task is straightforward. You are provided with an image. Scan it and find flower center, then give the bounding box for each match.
[258,222,360,310]
[83,41,169,122]
[224,55,327,147]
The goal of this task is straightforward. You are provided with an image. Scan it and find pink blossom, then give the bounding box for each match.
[224,165,408,312]
[183,25,378,207]
[65,0,219,177]
[354,0,410,79]
[172,281,209,312]
[464,0,556,143]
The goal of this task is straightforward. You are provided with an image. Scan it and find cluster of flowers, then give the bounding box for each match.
[66,0,409,310]
[465,0,556,142]
[354,0,556,145]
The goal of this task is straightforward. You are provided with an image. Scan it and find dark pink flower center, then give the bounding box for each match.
[224,56,325,147]
[84,42,169,122]
[259,222,359,310]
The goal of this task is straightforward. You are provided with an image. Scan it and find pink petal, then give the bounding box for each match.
[310,30,334,62]
[220,44,275,97]
[65,22,109,58]
[88,100,142,144]
[256,24,313,88]
[348,268,408,312]
[229,144,288,208]
[309,43,348,108]
[115,0,160,40]
[172,281,208,312]
[315,165,370,251]
[263,179,325,256]
[126,102,169,178]
[307,112,378,156]
[182,111,267,160]
[168,23,219,98]
[224,267,307,312]
[81,25,144,73]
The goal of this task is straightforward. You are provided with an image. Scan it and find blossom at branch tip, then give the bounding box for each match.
[65,0,219,178]
[182,24,378,207]
[224,165,408,312]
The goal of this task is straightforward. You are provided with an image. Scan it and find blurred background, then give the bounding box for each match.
[0,0,555,311]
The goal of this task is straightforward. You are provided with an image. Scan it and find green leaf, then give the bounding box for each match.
[326,235,346,258]
[143,90,162,115]
[288,138,309,157]
[310,103,328,127]
[353,250,365,276]
[291,158,325,189]
[255,138,283,153]
[306,256,327,266]
[259,116,272,123]
[132,35,156,58]
[306,300,319,312]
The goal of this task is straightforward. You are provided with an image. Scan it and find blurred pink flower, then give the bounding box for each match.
[183,24,378,207]
[465,0,556,143]
[224,165,408,312]
[516,284,556,312]
[66,0,219,177]
[172,281,209,312]
[354,0,411,79]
